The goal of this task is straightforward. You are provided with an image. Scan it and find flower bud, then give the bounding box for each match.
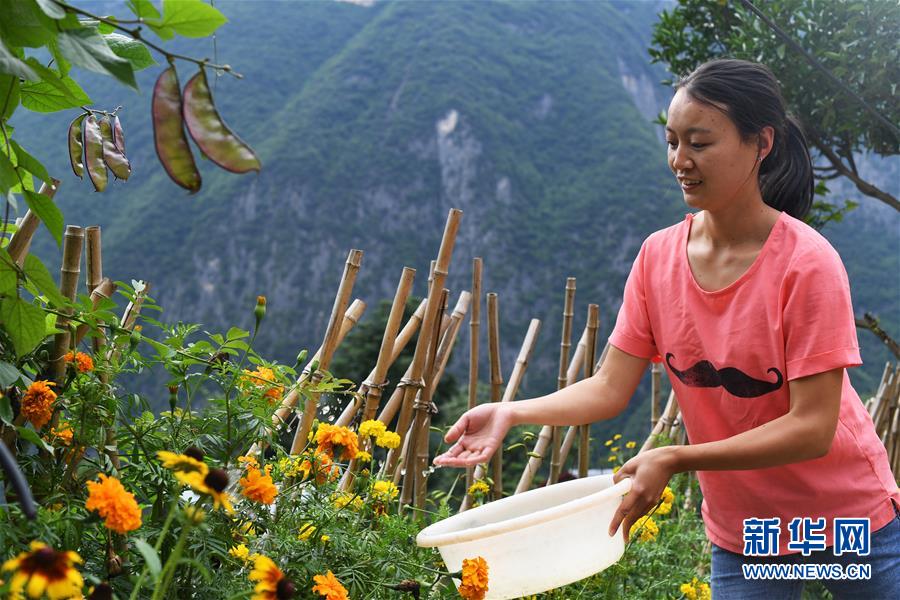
[254,295,266,327]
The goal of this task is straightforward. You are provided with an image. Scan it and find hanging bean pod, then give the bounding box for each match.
[100,117,131,180]
[152,66,201,193]
[83,115,108,192]
[183,68,261,174]
[68,113,86,179]
[112,115,126,154]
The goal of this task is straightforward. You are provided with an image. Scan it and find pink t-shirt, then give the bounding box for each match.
[609,210,900,555]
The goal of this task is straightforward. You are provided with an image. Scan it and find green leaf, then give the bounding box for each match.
[0,248,18,296]
[9,141,50,186]
[48,38,72,77]
[104,33,157,71]
[0,40,38,80]
[34,0,66,20]
[23,190,63,248]
[0,0,56,48]
[0,74,20,120]
[0,394,13,424]
[0,151,19,195]
[134,538,162,577]
[128,0,161,20]
[226,327,249,341]
[16,426,53,452]
[24,254,67,308]
[0,361,21,387]
[56,28,137,89]
[98,17,117,35]
[20,58,92,113]
[158,0,227,38]
[1,296,47,357]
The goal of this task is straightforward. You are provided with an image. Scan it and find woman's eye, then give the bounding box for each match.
[691,143,708,149]
[666,141,677,148]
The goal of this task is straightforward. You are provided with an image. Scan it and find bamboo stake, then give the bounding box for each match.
[460,317,541,512]
[465,258,482,498]
[335,270,417,429]
[578,304,599,478]
[640,390,680,454]
[50,226,84,386]
[404,289,450,508]
[517,325,585,494]
[7,179,60,265]
[384,208,462,480]
[290,249,364,455]
[85,226,102,295]
[247,299,366,458]
[557,341,610,477]
[74,278,116,347]
[487,294,504,502]
[549,277,576,484]
[650,359,663,429]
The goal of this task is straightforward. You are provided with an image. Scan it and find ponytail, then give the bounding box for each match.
[758,116,814,219]
[676,59,815,219]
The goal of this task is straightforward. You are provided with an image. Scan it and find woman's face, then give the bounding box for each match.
[665,88,770,212]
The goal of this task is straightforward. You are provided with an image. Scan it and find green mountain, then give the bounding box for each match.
[10,0,898,447]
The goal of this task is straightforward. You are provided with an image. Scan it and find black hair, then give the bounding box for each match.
[675,59,814,219]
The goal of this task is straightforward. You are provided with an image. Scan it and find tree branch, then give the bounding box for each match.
[807,127,900,211]
[856,313,900,360]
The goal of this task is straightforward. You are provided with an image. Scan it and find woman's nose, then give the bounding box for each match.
[670,145,693,171]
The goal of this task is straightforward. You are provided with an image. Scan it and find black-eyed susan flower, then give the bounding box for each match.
[85,474,142,534]
[457,556,489,600]
[311,571,349,600]
[157,449,209,487]
[248,554,295,599]
[20,381,57,429]
[1,541,84,599]
[182,467,235,514]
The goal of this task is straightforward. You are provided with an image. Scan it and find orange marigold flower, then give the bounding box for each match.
[240,463,278,505]
[249,554,295,600]
[48,422,74,446]
[457,556,489,600]
[85,474,142,534]
[1,541,83,600]
[240,367,283,404]
[312,570,349,600]
[298,450,337,484]
[314,423,359,461]
[20,380,57,429]
[64,351,94,373]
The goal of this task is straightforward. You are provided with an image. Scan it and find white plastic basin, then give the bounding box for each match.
[416,474,632,599]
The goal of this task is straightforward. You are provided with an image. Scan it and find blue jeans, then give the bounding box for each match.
[711,502,900,599]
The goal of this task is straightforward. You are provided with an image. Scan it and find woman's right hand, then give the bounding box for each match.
[432,402,515,467]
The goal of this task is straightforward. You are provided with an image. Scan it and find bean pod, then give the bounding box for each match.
[100,117,131,180]
[83,115,108,192]
[67,114,86,179]
[183,68,261,174]
[152,66,201,193]
[112,115,126,154]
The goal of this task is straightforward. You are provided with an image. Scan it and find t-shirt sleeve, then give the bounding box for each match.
[609,239,658,359]
[781,243,862,381]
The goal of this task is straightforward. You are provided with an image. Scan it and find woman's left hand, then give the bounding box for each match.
[609,446,679,541]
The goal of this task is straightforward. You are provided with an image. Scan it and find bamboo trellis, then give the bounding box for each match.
[865,362,900,475]
[465,258,482,499]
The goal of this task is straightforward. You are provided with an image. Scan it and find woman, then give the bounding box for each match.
[433,59,900,598]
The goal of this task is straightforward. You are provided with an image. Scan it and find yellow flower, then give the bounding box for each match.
[374,430,400,449]
[656,501,672,516]
[312,570,349,600]
[371,479,399,502]
[467,480,490,497]
[228,543,250,563]
[625,441,636,449]
[297,523,317,541]
[240,463,278,505]
[457,556,489,600]
[355,450,372,463]
[607,455,617,462]
[612,466,621,474]
[629,516,659,542]
[680,580,697,600]
[1,541,83,599]
[661,486,675,505]
[358,419,387,438]
[320,535,330,543]
[184,505,206,524]
[332,492,364,511]
[157,449,209,487]
[604,440,613,447]
[180,467,235,514]
[85,474,142,534]
[63,351,94,373]
[613,434,622,440]
[21,381,57,429]
[679,577,709,600]
[248,554,294,600]
[611,446,619,452]
[315,423,359,461]
[295,449,336,484]
[698,581,711,600]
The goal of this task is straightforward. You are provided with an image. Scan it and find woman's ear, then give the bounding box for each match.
[757,125,775,161]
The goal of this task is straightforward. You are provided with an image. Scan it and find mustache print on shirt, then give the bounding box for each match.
[665,353,784,398]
